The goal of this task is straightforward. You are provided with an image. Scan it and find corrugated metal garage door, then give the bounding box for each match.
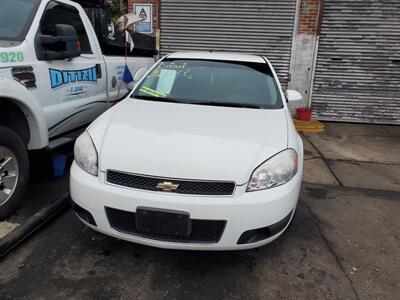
[160,0,297,87]
[312,0,400,124]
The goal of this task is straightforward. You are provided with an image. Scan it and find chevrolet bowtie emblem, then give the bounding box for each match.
[156,181,180,192]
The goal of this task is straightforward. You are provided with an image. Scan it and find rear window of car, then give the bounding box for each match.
[133,58,283,109]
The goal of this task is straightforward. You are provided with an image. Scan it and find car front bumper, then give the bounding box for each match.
[70,162,302,250]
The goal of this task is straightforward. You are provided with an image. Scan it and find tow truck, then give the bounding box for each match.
[0,0,156,219]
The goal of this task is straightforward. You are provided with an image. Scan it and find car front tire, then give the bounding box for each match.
[0,126,29,221]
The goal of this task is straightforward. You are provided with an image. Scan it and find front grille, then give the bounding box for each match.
[106,170,236,196]
[106,207,226,243]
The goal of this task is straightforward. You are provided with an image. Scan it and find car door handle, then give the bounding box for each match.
[96,64,102,79]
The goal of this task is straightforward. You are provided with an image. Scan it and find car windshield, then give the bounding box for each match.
[132,59,283,109]
[0,0,40,41]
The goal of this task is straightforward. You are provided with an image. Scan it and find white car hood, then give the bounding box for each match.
[91,99,288,184]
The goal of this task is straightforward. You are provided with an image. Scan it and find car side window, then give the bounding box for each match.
[40,1,92,54]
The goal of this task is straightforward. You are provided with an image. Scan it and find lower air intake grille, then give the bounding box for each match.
[106,207,226,243]
[106,170,235,196]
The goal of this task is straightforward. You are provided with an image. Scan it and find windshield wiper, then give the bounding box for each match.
[132,95,184,104]
[195,101,262,109]
[133,96,262,109]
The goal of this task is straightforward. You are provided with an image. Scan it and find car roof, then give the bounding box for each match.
[166,51,267,63]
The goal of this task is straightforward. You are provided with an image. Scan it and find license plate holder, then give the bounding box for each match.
[136,207,191,237]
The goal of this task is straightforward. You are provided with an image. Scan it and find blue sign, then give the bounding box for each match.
[49,66,97,89]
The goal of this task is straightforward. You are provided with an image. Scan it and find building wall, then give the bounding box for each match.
[298,0,320,34]
[133,0,398,124]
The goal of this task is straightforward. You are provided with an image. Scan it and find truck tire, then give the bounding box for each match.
[0,126,29,221]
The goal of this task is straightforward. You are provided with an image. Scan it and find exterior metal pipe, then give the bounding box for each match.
[0,193,70,259]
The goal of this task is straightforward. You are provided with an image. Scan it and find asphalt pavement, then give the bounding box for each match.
[0,123,399,299]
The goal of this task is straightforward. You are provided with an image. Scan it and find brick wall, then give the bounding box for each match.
[298,0,320,34]
[128,0,159,35]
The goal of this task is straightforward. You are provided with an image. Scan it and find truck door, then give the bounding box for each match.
[32,1,107,138]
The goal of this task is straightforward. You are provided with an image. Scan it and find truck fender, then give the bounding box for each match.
[0,77,48,150]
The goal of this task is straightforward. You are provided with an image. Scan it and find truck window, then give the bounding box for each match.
[84,5,157,57]
[40,2,92,54]
[0,0,40,41]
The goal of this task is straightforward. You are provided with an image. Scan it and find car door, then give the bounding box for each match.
[31,1,107,138]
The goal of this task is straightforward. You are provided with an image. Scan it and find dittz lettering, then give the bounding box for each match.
[49,67,97,89]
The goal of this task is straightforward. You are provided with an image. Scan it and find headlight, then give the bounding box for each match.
[247,149,298,192]
[74,131,98,176]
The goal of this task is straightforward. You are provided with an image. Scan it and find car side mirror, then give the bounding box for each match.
[36,24,81,61]
[285,90,304,116]
[285,90,303,103]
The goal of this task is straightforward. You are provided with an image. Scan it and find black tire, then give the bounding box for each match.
[0,126,29,221]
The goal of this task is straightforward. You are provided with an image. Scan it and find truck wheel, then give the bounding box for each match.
[0,126,29,221]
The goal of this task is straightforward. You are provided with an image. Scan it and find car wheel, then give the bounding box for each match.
[0,126,29,221]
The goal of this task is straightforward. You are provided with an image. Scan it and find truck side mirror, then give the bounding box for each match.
[126,67,149,90]
[36,24,81,61]
[133,67,148,83]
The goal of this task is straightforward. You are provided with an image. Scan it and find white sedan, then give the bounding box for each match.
[70,52,304,250]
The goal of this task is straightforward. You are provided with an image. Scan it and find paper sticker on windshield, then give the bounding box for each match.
[0,52,24,63]
[156,69,176,94]
[139,86,166,98]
